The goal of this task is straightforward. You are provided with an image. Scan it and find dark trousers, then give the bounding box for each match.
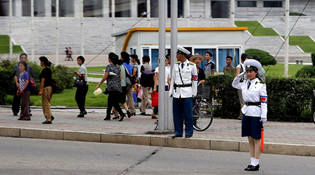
[20,91,30,119]
[12,85,20,114]
[107,91,125,118]
[75,85,88,113]
[173,97,193,137]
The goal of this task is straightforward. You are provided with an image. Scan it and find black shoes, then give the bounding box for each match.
[83,110,87,115]
[127,111,132,118]
[185,135,192,138]
[140,112,146,115]
[51,116,55,121]
[244,165,260,171]
[119,115,125,122]
[42,120,52,124]
[104,117,111,120]
[13,113,18,116]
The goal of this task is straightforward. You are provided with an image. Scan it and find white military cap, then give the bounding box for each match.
[177,46,191,56]
[244,59,262,72]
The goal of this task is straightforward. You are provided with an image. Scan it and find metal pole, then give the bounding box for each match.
[284,0,289,77]
[80,0,84,56]
[111,0,116,52]
[230,0,235,24]
[9,0,12,58]
[31,0,34,62]
[147,0,151,18]
[56,0,59,65]
[158,0,166,131]
[168,0,178,130]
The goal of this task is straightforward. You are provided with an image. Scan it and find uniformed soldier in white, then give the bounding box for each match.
[232,59,268,171]
[169,47,198,138]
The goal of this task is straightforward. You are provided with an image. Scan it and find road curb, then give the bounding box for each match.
[1,127,315,157]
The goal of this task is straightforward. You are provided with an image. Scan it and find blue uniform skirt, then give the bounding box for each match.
[242,115,262,140]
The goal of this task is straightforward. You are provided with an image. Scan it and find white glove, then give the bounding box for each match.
[238,71,246,78]
[260,118,267,124]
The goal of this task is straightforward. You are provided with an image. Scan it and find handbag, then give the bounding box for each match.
[74,77,86,87]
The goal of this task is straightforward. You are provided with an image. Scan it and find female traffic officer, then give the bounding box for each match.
[232,59,267,171]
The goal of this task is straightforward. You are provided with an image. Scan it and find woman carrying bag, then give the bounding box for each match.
[74,56,88,118]
[96,53,125,121]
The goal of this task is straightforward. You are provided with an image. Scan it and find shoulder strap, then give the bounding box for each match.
[178,64,185,85]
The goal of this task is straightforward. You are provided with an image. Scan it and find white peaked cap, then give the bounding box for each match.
[244,59,263,72]
[177,46,191,55]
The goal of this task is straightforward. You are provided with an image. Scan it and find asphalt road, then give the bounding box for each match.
[0,137,314,175]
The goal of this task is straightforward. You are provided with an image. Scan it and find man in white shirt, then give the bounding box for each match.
[169,47,198,138]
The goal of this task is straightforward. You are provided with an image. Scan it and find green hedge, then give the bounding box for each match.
[207,75,315,122]
[245,49,277,66]
[0,60,74,104]
[296,66,315,78]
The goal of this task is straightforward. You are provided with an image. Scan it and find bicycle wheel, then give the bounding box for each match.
[193,98,214,131]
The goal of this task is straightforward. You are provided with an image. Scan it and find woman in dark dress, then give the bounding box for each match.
[96,53,125,121]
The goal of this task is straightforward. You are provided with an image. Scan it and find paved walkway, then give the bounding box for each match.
[0,107,315,145]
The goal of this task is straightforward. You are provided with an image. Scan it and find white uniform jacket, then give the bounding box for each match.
[232,73,268,119]
[169,60,198,98]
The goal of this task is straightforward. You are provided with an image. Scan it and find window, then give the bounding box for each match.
[109,0,131,17]
[211,1,230,18]
[237,1,257,7]
[263,1,283,8]
[51,0,75,17]
[167,0,184,18]
[150,0,159,17]
[137,0,147,17]
[84,0,103,17]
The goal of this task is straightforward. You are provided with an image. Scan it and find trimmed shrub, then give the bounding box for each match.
[206,75,315,122]
[245,49,277,66]
[296,66,315,78]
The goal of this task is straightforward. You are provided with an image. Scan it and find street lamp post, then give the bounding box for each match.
[9,0,12,58]
[284,0,290,77]
[56,0,60,65]
[158,0,166,131]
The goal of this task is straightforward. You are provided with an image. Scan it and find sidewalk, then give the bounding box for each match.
[1,106,315,156]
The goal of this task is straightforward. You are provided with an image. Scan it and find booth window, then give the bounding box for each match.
[211,1,230,18]
[51,0,75,17]
[109,0,131,17]
[263,1,282,8]
[84,0,103,17]
[237,1,257,7]
[167,0,184,18]
[137,0,147,17]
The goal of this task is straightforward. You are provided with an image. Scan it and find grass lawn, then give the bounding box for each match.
[264,63,305,78]
[0,35,23,54]
[6,82,108,107]
[287,36,315,53]
[235,21,279,36]
[88,74,104,78]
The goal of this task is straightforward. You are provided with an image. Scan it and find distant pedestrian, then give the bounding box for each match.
[121,52,136,116]
[68,47,73,61]
[232,59,268,172]
[190,54,206,85]
[224,56,236,76]
[169,47,198,139]
[17,61,31,121]
[96,53,125,121]
[39,56,54,124]
[204,52,215,77]
[74,56,88,118]
[152,55,171,119]
[12,53,33,116]
[140,55,154,115]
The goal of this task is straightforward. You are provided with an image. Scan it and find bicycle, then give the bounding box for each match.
[193,85,215,132]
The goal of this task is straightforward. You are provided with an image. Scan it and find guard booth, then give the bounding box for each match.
[112,27,248,73]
